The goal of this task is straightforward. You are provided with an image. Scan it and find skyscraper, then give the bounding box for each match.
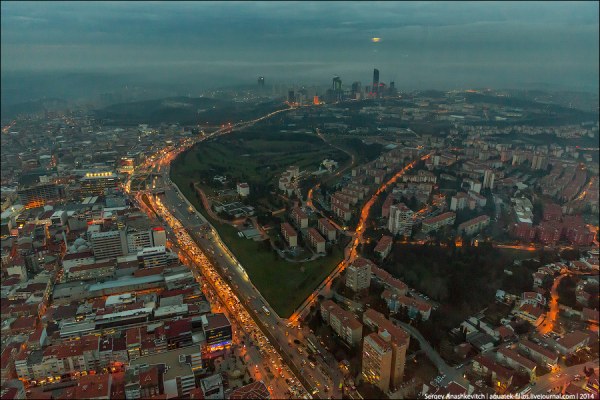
[351,81,362,99]
[372,68,380,97]
[258,76,265,89]
[388,203,413,236]
[287,90,295,103]
[332,76,342,101]
[332,76,342,91]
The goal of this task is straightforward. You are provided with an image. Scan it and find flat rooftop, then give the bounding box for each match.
[129,346,200,381]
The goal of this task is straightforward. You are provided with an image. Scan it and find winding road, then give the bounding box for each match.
[393,319,470,388]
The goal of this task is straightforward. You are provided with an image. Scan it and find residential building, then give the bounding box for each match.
[496,346,537,381]
[236,183,250,197]
[200,373,224,399]
[362,309,410,390]
[388,203,413,236]
[362,331,394,392]
[229,381,270,399]
[306,228,326,253]
[320,300,363,346]
[483,169,495,189]
[450,192,469,211]
[471,355,514,394]
[382,291,431,320]
[516,304,545,326]
[457,215,490,236]
[318,218,337,242]
[371,266,408,296]
[291,207,308,229]
[552,330,590,355]
[345,257,373,292]
[421,212,456,233]
[374,235,393,260]
[280,223,298,247]
[518,340,559,368]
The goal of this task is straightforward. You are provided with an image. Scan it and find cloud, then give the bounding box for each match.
[0,1,597,93]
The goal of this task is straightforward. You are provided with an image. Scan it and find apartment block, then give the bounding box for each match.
[345,257,373,292]
[307,228,326,253]
[320,300,363,346]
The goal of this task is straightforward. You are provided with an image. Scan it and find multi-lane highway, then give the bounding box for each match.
[128,106,432,399]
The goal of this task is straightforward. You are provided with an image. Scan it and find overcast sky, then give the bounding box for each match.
[1,1,598,92]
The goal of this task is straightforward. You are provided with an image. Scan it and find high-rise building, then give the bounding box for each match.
[287,90,295,103]
[332,76,342,91]
[332,76,343,101]
[388,203,413,236]
[90,230,127,260]
[372,68,380,96]
[531,153,549,171]
[345,257,373,291]
[80,171,119,196]
[362,331,394,392]
[17,182,64,208]
[258,76,265,89]
[137,246,169,269]
[351,81,362,99]
[483,169,495,190]
[362,309,410,391]
[389,81,396,96]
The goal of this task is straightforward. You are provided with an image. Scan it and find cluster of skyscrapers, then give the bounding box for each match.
[259,68,398,105]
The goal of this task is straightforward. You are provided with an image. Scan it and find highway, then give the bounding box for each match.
[136,188,306,399]
[127,105,345,398]
[151,163,340,398]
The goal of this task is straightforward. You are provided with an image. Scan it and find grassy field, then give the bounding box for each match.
[171,129,347,317]
[171,129,349,191]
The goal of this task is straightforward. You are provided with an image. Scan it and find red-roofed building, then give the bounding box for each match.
[320,300,363,346]
[229,381,270,399]
[9,316,37,335]
[164,318,192,349]
[75,373,112,399]
[362,309,410,389]
[382,291,431,320]
[280,223,297,247]
[457,215,490,236]
[371,266,408,296]
[306,228,325,253]
[422,212,456,233]
[345,257,373,292]
[496,346,537,380]
[472,355,514,394]
[543,203,563,221]
[554,330,590,355]
[291,207,308,229]
[1,342,21,382]
[317,218,337,242]
[382,195,394,219]
[516,304,545,326]
[374,235,393,259]
[188,387,205,399]
[518,339,559,367]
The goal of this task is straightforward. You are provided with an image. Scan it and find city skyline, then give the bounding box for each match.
[1,1,599,106]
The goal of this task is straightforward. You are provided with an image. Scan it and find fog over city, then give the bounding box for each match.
[1,1,599,106]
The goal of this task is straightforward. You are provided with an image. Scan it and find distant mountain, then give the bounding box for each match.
[1,98,69,121]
